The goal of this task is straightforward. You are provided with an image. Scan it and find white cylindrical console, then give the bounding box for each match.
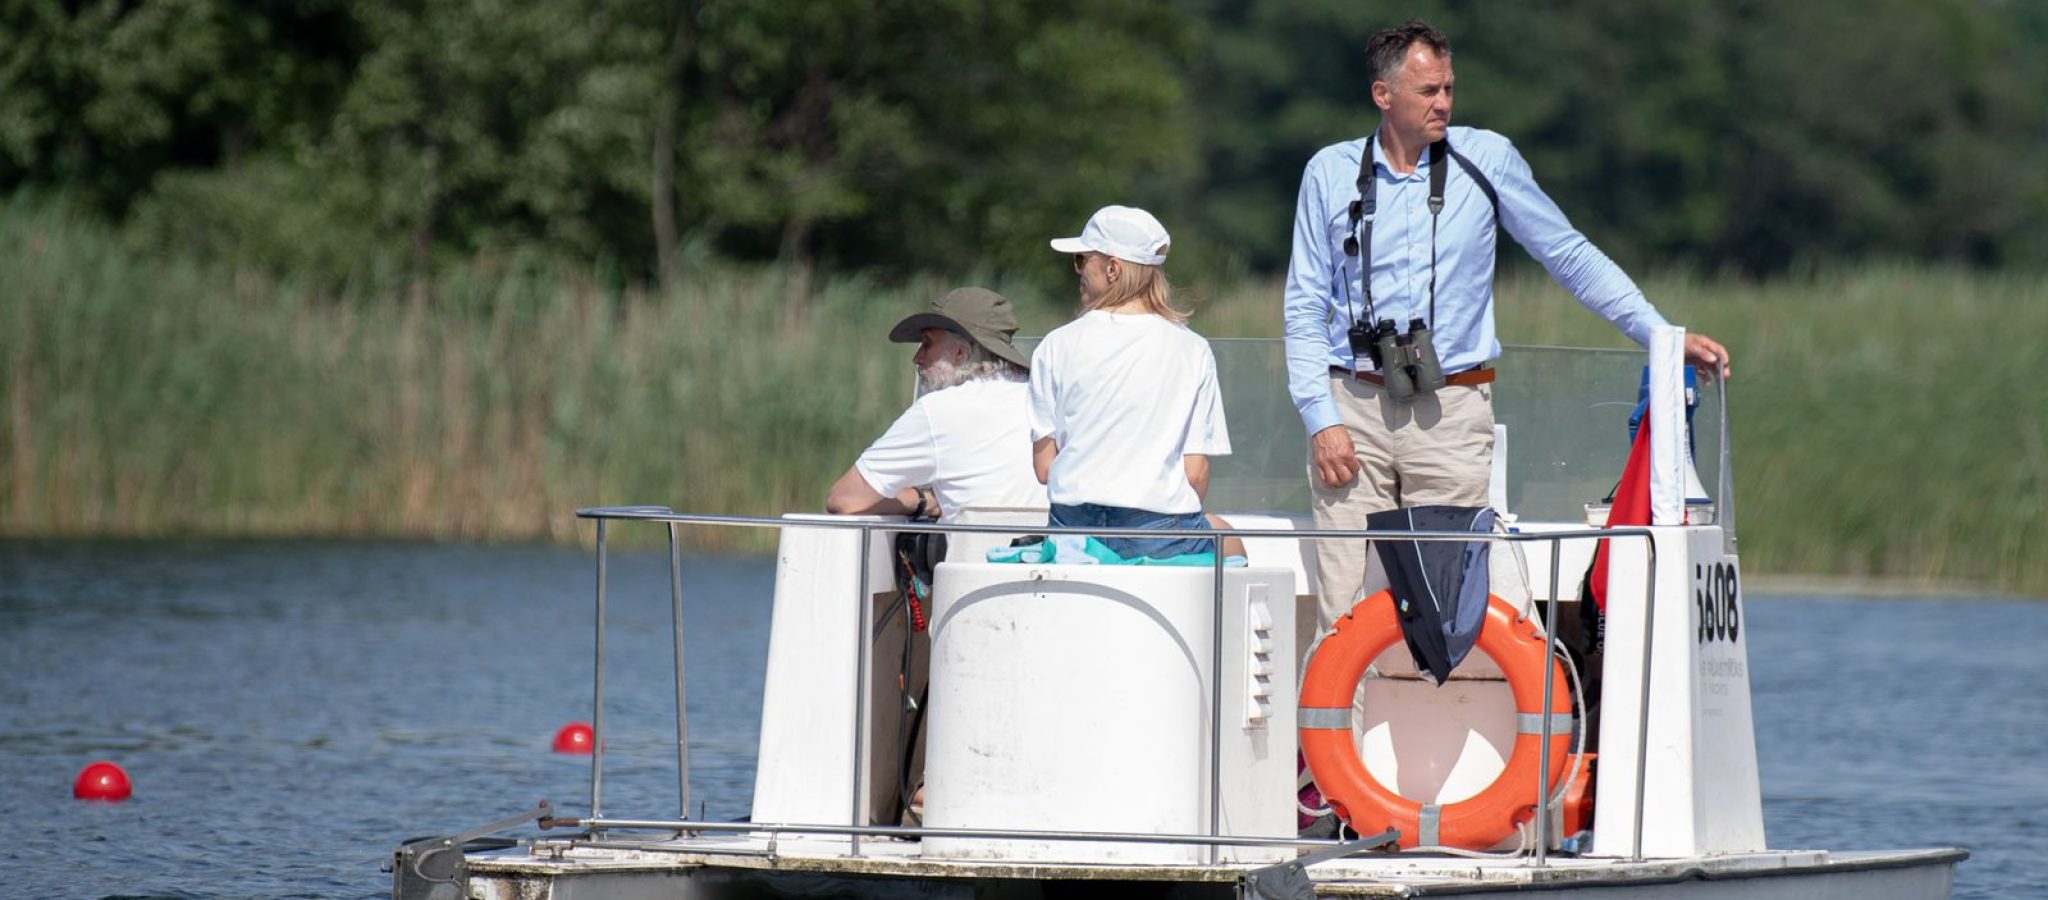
[921,562,1294,864]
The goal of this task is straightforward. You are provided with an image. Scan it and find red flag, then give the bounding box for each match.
[1589,416,1653,612]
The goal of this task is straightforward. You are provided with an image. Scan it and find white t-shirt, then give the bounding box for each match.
[1028,311,1231,513]
[854,377,1044,522]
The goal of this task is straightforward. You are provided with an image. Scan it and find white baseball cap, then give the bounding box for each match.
[1049,205,1171,266]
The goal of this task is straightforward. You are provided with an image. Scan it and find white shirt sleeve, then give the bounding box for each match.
[853,402,938,497]
[1026,340,1060,444]
[1183,342,1232,456]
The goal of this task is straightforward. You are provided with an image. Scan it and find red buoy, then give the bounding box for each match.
[552,722,595,754]
[73,761,132,802]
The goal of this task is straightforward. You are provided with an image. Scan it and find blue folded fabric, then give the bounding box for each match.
[986,535,1246,568]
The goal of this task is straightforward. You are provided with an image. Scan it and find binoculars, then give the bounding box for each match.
[1348,317,1446,400]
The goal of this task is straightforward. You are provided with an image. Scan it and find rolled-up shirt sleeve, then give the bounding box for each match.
[854,403,938,498]
[1282,150,1344,438]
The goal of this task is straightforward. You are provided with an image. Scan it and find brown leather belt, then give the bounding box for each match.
[1330,364,1496,387]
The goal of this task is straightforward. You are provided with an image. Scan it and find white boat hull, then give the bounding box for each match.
[462,838,1962,899]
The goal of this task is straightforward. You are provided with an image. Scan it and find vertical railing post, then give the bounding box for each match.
[849,525,874,855]
[1629,534,1658,862]
[1534,533,1563,864]
[1208,533,1227,864]
[591,519,609,830]
[669,522,691,822]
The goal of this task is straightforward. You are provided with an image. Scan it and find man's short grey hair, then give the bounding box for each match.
[1366,19,1451,87]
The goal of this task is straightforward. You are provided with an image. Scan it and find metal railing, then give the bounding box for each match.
[561,507,1661,865]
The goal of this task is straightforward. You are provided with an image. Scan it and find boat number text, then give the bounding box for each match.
[1694,562,1740,644]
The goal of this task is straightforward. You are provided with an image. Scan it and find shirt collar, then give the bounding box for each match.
[1368,124,1433,180]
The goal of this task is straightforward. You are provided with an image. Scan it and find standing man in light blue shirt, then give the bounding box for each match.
[1283,19,1732,627]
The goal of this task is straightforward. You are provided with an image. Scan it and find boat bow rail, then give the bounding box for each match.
[547,506,1656,867]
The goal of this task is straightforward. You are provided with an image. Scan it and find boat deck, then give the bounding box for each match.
[464,834,1963,899]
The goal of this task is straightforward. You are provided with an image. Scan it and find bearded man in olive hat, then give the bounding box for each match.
[824,286,1042,828]
[826,287,1044,522]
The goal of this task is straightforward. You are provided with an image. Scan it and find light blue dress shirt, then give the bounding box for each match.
[1281,125,1670,437]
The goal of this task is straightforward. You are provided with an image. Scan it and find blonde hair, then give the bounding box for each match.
[1084,260,1188,324]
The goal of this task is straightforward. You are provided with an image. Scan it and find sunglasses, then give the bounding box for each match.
[1073,252,1120,274]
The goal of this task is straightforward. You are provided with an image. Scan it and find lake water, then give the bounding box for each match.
[2,540,2043,899]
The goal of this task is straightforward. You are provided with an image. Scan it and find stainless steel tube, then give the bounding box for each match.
[591,519,609,828]
[849,525,874,855]
[1207,541,1226,865]
[578,816,1359,850]
[1630,537,1658,861]
[1534,534,1563,864]
[669,523,691,821]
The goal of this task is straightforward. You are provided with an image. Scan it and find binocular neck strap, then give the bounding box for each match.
[1427,140,1447,328]
[1345,135,1380,329]
[1349,136,1454,331]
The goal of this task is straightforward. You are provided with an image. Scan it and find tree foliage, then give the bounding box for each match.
[1,0,2043,286]
[1177,0,2048,274]
[681,0,1191,279]
[0,0,357,211]
[319,0,659,266]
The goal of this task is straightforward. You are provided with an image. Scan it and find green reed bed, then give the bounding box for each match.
[1489,265,2047,595]
[1,205,942,548]
[4,200,2043,592]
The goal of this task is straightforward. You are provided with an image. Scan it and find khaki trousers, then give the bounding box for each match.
[1309,377,1494,631]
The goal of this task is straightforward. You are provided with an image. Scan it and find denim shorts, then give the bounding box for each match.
[1049,502,1215,560]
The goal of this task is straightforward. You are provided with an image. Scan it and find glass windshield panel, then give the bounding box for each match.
[1009,337,1724,525]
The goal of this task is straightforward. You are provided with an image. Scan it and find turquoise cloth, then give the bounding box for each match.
[986,535,1246,568]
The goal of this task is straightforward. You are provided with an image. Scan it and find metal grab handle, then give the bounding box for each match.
[394,800,557,886]
[445,800,556,846]
[1241,829,1401,900]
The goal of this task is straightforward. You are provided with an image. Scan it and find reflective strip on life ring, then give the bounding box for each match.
[1298,591,1573,850]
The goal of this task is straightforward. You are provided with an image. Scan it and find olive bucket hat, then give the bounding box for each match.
[887,287,1030,369]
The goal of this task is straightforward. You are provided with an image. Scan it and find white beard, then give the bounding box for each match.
[916,357,968,395]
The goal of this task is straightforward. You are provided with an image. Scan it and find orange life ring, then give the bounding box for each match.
[1299,591,1573,850]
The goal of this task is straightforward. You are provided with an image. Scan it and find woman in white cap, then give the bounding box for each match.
[1028,205,1237,560]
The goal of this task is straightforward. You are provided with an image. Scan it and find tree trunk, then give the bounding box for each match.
[409,142,440,306]
[651,10,696,295]
[6,297,34,530]
[651,109,679,295]
[779,216,814,330]
[222,124,246,170]
[409,223,434,305]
